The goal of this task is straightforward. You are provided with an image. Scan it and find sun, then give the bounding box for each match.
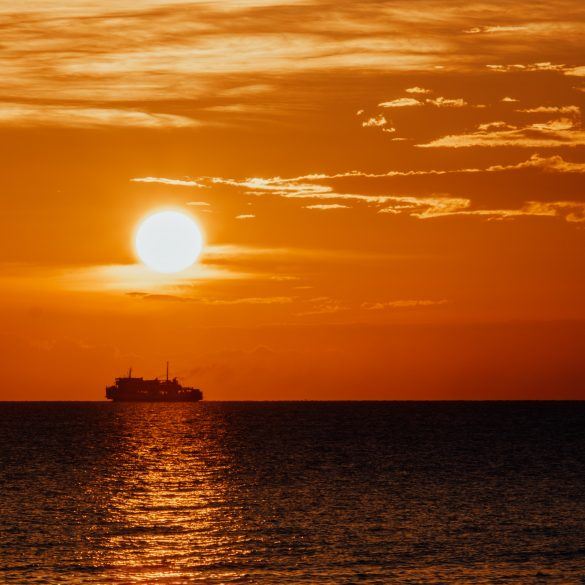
[135,210,204,273]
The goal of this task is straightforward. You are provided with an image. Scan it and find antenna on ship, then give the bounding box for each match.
[166,361,169,381]
[128,367,132,379]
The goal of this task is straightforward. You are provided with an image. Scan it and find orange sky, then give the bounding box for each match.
[1,0,584,400]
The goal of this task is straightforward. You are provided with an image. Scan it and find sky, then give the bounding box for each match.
[1,0,584,400]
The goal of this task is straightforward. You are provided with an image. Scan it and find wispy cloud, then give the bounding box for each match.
[378,195,472,218]
[187,167,585,224]
[126,149,585,226]
[0,0,580,135]
[0,103,199,128]
[464,25,529,34]
[186,201,212,212]
[132,177,207,187]
[379,98,422,108]
[486,62,568,73]
[304,204,349,210]
[379,197,585,222]
[486,153,585,173]
[127,292,294,304]
[379,96,469,108]
[517,105,580,115]
[133,154,585,203]
[419,118,585,148]
[299,297,450,315]
[362,299,448,309]
[296,297,347,316]
[0,2,458,106]
[565,66,585,77]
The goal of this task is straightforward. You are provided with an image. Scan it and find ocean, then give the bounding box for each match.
[0,402,583,584]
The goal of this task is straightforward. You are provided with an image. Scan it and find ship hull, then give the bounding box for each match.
[108,395,202,402]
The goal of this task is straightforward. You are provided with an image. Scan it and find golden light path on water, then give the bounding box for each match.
[86,405,248,583]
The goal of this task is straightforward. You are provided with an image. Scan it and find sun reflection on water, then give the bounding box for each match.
[86,404,248,583]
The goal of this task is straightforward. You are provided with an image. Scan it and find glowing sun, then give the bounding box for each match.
[135,211,204,273]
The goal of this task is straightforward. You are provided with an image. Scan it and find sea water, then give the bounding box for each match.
[0,402,584,583]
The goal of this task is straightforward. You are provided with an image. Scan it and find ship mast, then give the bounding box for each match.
[166,361,169,381]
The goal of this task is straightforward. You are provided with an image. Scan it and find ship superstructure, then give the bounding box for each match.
[106,363,202,402]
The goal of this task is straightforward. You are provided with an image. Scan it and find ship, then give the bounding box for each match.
[106,363,203,402]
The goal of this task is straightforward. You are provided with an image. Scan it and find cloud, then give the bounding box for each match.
[419,118,585,148]
[485,62,585,80]
[379,196,585,222]
[0,0,578,144]
[501,96,519,102]
[301,297,448,316]
[426,97,468,107]
[219,83,275,97]
[216,178,391,203]
[142,154,585,208]
[0,2,457,107]
[564,66,585,77]
[131,177,207,187]
[464,25,529,34]
[362,299,448,309]
[126,292,187,302]
[517,105,580,115]
[485,153,585,173]
[361,114,397,134]
[378,195,472,218]
[379,96,469,108]
[134,152,585,226]
[0,103,199,128]
[362,114,388,127]
[199,296,293,306]
[379,98,422,108]
[210,179,585,224]
[405,87,431,94]
[127,292,294,304]
[486,62,567,73]
[296,297,347,316]
[304,204,349,210]
[522,201,585,223]
[186,202,212,212]
[477,121,516,131]
[213,170,585,224]
[0,0,579,138]
[129,155,582,224]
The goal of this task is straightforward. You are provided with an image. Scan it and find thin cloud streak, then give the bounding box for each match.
[362,299,448,309]
[304,204,350,210]
[419,118,585,148]
[128,154,585,225]
[0,103,199,128]
[131,177,207,187]
[136,154,585,224]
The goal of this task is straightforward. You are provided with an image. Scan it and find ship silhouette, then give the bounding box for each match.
[106,363,203,402]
